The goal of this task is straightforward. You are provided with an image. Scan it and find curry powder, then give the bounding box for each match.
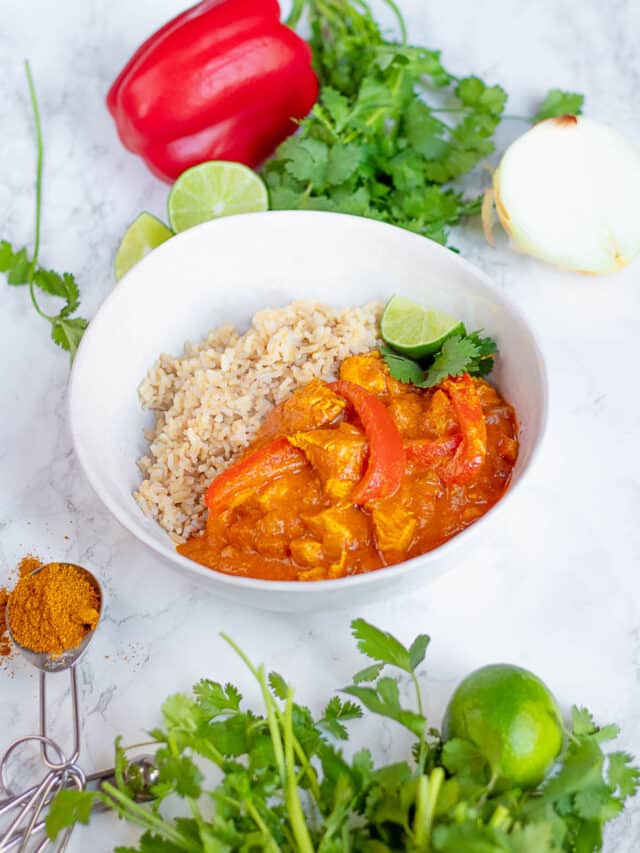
[8,562,100,657]
[0,555,43,658]
[0,587,9,658]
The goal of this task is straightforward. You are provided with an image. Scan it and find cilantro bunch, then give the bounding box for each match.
[47,619,637,852]
[381,330,498,387]
[0,63,87,362]
[264,0,583,246]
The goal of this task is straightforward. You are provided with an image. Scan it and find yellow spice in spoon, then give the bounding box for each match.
[8,562,100,656]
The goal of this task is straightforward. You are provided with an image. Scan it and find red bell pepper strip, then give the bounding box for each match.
[405,435,462,467]
[439,374,487,485]
[329,380,406,504]
[205,436,307,515]
[107,0,318,182]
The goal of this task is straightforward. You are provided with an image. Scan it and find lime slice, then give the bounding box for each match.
[114,212,173,281]
[380,295,464,358]
[167,161,269,233]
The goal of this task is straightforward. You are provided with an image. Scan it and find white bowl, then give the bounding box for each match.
[69,211,547,611]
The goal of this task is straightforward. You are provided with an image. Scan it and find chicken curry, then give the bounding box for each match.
[178,351,517,580]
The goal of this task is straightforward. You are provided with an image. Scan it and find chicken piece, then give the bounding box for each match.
[302,505,371,567]
[425,389,458,437]
[255,509,307,559]
[256,468,323,513]
[339,352,388,396]
[258,379,346,441]
[498,435,518,463]
[370,496,417,564]
[474,378,502,409]
[387,393,425,438]
[290,538,326,567]
[288,422,367,501]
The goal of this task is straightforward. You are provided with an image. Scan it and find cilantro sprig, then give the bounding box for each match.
[264,0,584,246]
[534,88,585,123]
[46,618,637,852]
[0,62,88,362]
[381,329,498,388]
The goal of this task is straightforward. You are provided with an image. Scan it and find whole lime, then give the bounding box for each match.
[442,663,564,789]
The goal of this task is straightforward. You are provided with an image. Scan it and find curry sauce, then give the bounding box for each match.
[178,352,517,580]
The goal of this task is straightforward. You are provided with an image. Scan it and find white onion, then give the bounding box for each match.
[491,115,640,274]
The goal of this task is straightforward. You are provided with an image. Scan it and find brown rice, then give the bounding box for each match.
[135,301,382,542]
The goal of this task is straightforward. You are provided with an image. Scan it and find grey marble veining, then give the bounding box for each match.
[1,0,640,849]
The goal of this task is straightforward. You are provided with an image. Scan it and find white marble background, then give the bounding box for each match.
[1,0,640,849]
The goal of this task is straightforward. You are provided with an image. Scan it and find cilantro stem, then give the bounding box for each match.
[286,0,307,28]
[23,61,54,324]
[381,0,407,43]
[411,671,428,772]
[221,634,287,785]
[284,687,315,853]
[244,799,282,851]
[414,767,444,849]
[293,738,322,805]
[100,782,197,851]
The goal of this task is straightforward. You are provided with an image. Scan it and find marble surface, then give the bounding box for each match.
[1,0,640,848]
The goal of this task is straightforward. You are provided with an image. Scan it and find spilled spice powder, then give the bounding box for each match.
[0,587,10,658]
[17,554,44,579]
[8,563,101,657]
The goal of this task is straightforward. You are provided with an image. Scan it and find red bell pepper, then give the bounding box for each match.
[439,374,487,485]
[205,436,307,514]
[107,0,318,182]
[329,380,406,504]
[405,435,462,467]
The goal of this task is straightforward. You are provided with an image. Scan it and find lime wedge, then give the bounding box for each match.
[114,212,173,280]
[380,295,464,358]
[167,161,269,233]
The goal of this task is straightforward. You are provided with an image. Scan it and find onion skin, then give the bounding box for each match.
[492,115,640,274]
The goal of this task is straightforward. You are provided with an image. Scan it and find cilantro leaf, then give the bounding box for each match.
[351,618,414,673]
[51,317,88,361]
[456,76,507,116]
[320,86,351,131]
[0,242,31,284]
[608,751,640,798]
[268,671,289,700]
[509,822,556,853]
[465,330,498,377]
[379,344,426,386]
[327,144,364,185]
[353,662,386,684]
[408,634,430,671]
[544,738,605,800]
[193,679,242,717]
[281,137,329,185]
[46,789,98,840]
[318,696,363,739]
[34,269,81,314]
[343,678,426,738]
[572,706,597,738]
[441,738,490,783]
[423,335,480,387]
[0,240,20,272]
[155,748,203,798]
[534,88,584,123]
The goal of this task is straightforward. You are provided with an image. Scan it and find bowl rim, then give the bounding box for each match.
[68,210,548,595]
